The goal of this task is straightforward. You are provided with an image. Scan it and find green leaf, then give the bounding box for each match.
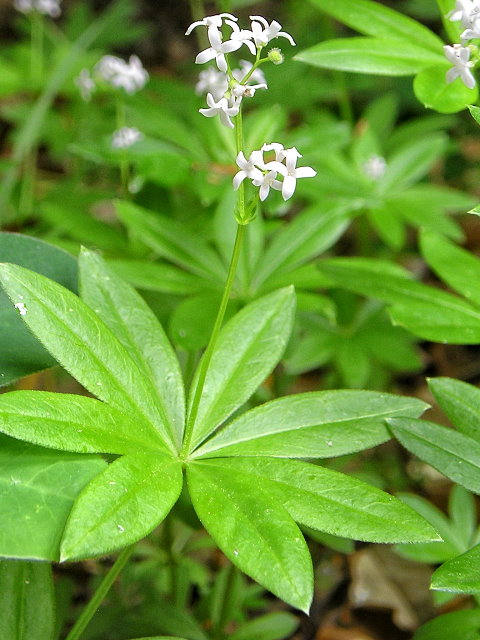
[61,454,183,561]
[203,458,439,544]
[116,201,226,284]
[321,258,480,343]
[229,612,298,640]
[306,0,443,51]
[0,560,55,640]
[295,38,443,76]
[429,377,480,440]
[0,233,77,387]
[251,204,350,292]
[395,493,467,563]
[0,391,162,454]
[194,390,427,459]
[187,460,313,612]
[0,435,106,560]
[421,231,480,305]
[187,287,296,451]
[169,293,227,351]
[0,264,174,453]
[108,259,213,296]
[390,417,480,493]
[367,204,406,250]
[413,609,480,640]
[431,543,480,593]
[377,134,447,193]
[415,66,478,114]
[79,249,185,448]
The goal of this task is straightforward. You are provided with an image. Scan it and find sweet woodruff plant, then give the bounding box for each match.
[0,9,441,639]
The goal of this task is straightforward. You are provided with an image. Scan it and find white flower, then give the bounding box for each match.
[363,155,387,180]
[14,0,61,16]
[252,170,283,201]
[444,44,476,88]
[195,67,228,100]
[194,23,242,73]
[75,68,95,101]
[448,0,480,24]
[266,147,317,200]
[225,19,257,56]
[96,55,149,95]
[185,13,237,35]
[232,82,267,98]
[461,16,480,39]
[232,60,267,87]
[199,93,240,128]
[233,150,265,189]
[111,127,143,149]
[248,15,296,47]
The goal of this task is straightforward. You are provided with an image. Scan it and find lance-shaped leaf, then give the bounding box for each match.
[61,453,183,561]
[187,460,313,613]
[0,391,162,454]
[295,38,443,76]
[421,231,480,305]
[390,418,480,493]
[79,249,185,448]
[116,201,226,283]
[0,264,175,453]
[0,560,55,640]
[0,232,77,387]
[187,287,296,451]
[0,435,106,561]
[320,258,480,343]
[306,0,443,51]
[251,203,350,292]
[431,543,480,593]
[193,391,427,459]
[429,377,480,439]
[202,458,440,544]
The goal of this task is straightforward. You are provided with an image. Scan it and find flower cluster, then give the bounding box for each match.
[95,55,149,95]
[186,13,295,129]
[444,1,480,88]
[111,127,143,149]
[233,143,316,201]
[14,0,61,17]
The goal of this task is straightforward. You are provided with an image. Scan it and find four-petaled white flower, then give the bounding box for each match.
[267,147,317,200]
[233,151,265,190]
[194,22,242,73]
[111,127,143,149]
[199,93,241,128]
[75,68,96,102]
[444,44,476,88]
[14,0,61,16]
[96,55,149,95]
[248,15,296,47]
[226,19,257,56]
[252,170,283,201]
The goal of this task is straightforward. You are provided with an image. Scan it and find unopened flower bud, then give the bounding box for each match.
[268,48,284,65]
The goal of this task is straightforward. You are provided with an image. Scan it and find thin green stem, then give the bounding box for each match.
[332,70,354,125]
[181,222,246,455]
[65,544,136,640]
[188,0,208,50]
[181,93,248,456]
[213,562,238,639]
[30,12,44,84]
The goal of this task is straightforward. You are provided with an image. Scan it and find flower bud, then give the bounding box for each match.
[268,48,284,65]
